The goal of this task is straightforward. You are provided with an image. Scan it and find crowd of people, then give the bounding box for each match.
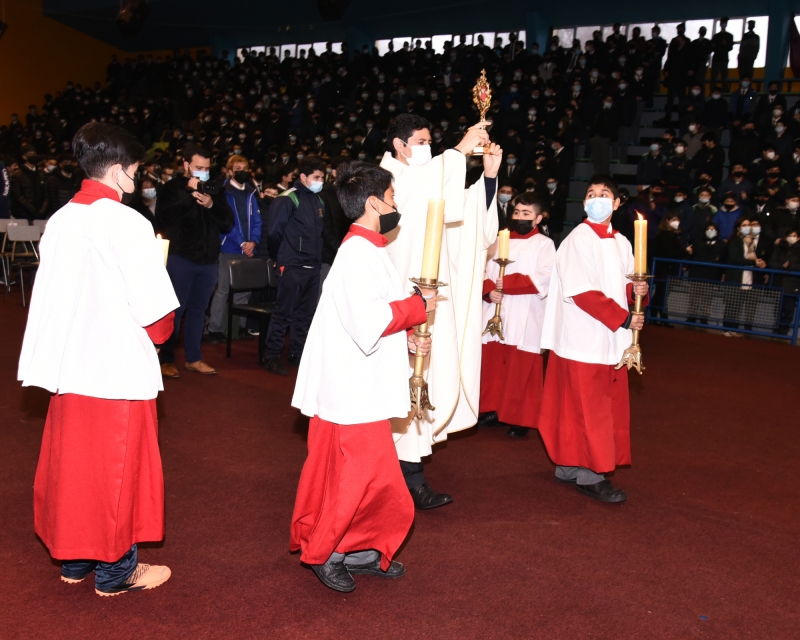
[2,22,800,336]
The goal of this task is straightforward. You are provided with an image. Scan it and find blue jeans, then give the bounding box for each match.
[159,254,218,363]
[61,544,137,591]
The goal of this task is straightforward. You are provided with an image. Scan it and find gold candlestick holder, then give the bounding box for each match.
[482,258,514,341]
[615,273,653,375]
[471,69,492,155]
[408,277,448,418]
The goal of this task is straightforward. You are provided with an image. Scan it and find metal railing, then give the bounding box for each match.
[647,257,800,346]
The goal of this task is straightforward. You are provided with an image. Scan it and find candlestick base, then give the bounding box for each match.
[409,372,435,418]
[482,258,514,341]
[615,343,644,374]
[410,277,448,289]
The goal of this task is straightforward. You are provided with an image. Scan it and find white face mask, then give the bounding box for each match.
[740,226,751,236]
[698,197,710,204]
[674,196,685,203]
[706,229,717,239]
[751,225,761,236]
[401,140,432,166]
[498,193,512,203]
[584,197,614,223]
[788,201,800,211]
[669,219,680,230]
[787,236,798,245]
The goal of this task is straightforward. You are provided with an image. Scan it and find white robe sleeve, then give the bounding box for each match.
[112,214,179,327]
[532,239,556,299]
[558,231,603,300]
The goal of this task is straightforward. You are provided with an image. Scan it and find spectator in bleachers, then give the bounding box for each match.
[652,212,686,325]
[689,26,712,85]
[0,158,10,218]
[686,221,725,282]
[709,17,734,92]
[589,95,618,176]
[738,22,760,81]
[759,164,788,201]
[729,118,761,168]
[713,191,743,240]
[662,142,691,192]
[689,187,718,242]
[692,132,725,187]
[717,163,754,207]
[637,140,666,190]
[769,228,800,331]
[754,81,787,131]
[11,145,48,221]
[730,77,757,125]
[132,176,158,230]
[705,88,729,131]
[682,120,705,158]
[662,24,692,125]
[495,183,514,230]
[773,191,800,240]
[46,153,80,215]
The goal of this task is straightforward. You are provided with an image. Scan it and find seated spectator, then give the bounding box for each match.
[682,120,705,159]
[11,145,48,220]
[46,153,80,215]
[636,140,665,191]
[704,88,729,131]
[132,177,158,230]
[692,132,725,188]
[772,191,800,240]
[688,187,718,242]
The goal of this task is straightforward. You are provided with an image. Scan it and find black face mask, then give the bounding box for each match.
[118,168,138,205]
[379,209,401,234]
[233,170,250,184]
[509,218,535,235]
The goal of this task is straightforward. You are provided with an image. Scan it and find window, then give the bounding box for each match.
[374,39,392,56]
[280,44,296,59]
[393,36,412,51]
[602,25,626,40]
[474,32,495,48]
[627,23,655,41]
[431,34,452,54]
[297,44,312,59]
[575,26,598,49]
[683,19,713,41]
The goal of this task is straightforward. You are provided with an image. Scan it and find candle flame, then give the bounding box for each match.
[636,212,644,221]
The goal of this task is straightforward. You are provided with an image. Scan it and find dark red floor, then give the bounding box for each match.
[1,290,799,639]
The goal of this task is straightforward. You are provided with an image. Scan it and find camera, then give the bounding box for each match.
[188,180,222,196]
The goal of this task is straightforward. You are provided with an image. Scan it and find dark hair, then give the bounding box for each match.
[658,211,681,231]
[512,191,544,216]
[181,143,211,165]
[335,160,393,221]
[72,122,146,180]
[386,113,430,154]
[722,191,738,202]
[701,131,717,143]
[299,156,326,178]
[585,174,619,199]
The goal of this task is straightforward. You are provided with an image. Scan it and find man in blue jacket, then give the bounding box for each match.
[206,154,263,343]
[263,157,326,375]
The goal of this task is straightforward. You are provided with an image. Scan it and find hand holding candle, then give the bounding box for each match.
[157,234,170,267]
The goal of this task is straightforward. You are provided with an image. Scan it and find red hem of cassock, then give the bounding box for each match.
[34,394,165,562]
[289,417,414,571]
[479,342,544,429]
[537,352,631,473]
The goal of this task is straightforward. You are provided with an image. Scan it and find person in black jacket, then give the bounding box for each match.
[589,95,618,176]
[46,154,80,215]
[692,132,726,188]
[652,212,687,325]
[155,144,235,377]
[769,229,800,332]
[10,145,49,220]
[319,156,349,298]
[263,156,327,375]
[687,222,725,280]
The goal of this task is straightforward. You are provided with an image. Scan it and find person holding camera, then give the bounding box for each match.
[155,144,234,378]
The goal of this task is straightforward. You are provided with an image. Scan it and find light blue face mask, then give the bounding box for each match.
[308,180,324,193]
[585,197,614,222]
[192,169,210,182]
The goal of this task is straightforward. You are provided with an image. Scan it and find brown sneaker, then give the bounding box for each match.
[160,363,180,378]
[185,360,217,375]
[95,563,171,597]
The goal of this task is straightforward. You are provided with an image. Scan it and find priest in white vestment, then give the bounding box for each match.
[380,114,501,509]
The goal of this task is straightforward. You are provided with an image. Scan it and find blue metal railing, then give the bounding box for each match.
[647,257,800,346]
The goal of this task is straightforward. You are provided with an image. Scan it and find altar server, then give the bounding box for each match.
[291,161,432,593]
[479,192,555,438]
[18,123,179,595]
[539,175,649,503]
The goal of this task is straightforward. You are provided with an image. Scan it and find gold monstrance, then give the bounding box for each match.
[471,69,493,155]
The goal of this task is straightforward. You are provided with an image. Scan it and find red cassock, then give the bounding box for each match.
[33,313,174,562]
[290,417,414,571]
[479,342,544,429]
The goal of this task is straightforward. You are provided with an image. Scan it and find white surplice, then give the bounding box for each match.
[381,150,498,462]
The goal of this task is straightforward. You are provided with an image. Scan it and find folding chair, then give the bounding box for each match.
[226,258,276,363]
[5,223,41,307]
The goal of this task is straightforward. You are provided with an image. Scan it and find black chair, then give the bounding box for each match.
[226,259,277,363]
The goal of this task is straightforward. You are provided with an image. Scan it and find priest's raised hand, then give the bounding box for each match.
[482,142,503,179]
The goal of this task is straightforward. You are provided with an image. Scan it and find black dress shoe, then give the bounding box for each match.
[477,411,499,426]
[203,331,225,345]
[507,426,528,438]
[288,353,302,367]
[264,357,288,376]
[576,480,628,503]
[345,558,405,579]
[410,483,453,510]
[235,328,254,340]
[308,559,356,592]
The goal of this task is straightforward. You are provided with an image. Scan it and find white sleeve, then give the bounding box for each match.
[532,239,556,299]
[330,251,393,356]
[112,210,179,327]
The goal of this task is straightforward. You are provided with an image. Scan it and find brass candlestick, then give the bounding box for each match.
[409,276,447,419]
[615,273,653,375]
[482,258,514,341]
[471,69,492,155]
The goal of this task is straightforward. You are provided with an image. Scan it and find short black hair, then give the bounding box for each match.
[585,174,619,199]
[299,156,326,177]
[512,191,544,216]
[386,113,430,153]
[72,122,146,180]
[335,160,393,221]
[181,143,211,164]
[701,131,717,143]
